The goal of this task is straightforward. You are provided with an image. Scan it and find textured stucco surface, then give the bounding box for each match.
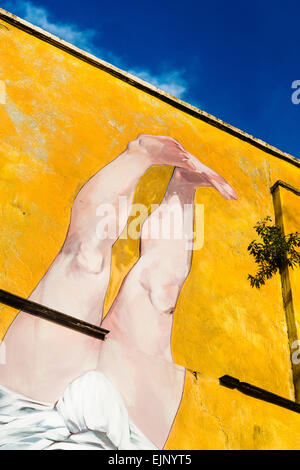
[281,189,300,340]
[279,188,300,400]
[0,17,299,449]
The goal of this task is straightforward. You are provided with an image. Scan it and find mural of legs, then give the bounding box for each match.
[0,135,203,402]
[98,166,236,448]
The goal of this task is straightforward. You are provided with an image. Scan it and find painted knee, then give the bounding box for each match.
[75,240,104,274]
[149,283,180,314]
[140,268,180,314]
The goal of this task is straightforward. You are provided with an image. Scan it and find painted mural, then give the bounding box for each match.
[0,134,236,449]
[0,10,300,450]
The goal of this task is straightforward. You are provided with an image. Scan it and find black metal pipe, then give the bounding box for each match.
[0,289,109,341]
[219,375,300,414]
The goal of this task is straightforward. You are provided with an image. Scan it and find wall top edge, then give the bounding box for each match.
[0,8,299,169]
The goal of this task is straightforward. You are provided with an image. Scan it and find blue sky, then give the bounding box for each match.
[2,0,300,158]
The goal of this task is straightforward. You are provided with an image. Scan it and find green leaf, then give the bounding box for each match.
[247,217,300,288]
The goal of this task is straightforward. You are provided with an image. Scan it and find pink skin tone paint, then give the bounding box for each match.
[0,135,236,448]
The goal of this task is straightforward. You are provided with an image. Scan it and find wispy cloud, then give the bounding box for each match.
[2,1,189,99]
[128,69,187,98]
[2,0,99,54]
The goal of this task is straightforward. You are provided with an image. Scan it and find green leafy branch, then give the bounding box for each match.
[247,216,300,288]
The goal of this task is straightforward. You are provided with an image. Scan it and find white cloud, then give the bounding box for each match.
[2,1,189,99]
[128,69,187,98]
[3,1,99,54]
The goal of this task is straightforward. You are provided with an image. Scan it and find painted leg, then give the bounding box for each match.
[0,135,203,402]
[98,167,236,448]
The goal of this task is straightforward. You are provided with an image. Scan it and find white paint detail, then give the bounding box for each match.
[0,80,5,104]
[0,341,6,365]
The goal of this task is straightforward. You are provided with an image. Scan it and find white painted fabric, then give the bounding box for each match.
[0,371,157,450]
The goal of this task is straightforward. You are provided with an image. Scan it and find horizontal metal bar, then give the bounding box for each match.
[0,289,109,341]
[219,375,300,414]
[270,180,300,196]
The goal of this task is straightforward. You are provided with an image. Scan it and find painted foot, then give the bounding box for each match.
[132,134,197,171]
[135,135,236,200]
[174,167,237,200]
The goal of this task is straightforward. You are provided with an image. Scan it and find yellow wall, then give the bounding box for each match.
[281,189,300,342]
[277,187,300,401]
[0,18,299,449]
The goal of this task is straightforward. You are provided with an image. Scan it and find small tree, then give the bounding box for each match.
[247,216,300,288]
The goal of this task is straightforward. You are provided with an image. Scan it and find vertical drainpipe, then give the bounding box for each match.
[271,181,300,402]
